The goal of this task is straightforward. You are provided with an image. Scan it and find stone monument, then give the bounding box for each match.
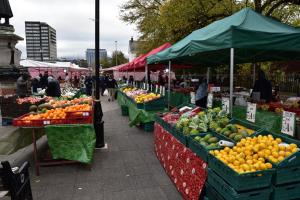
[0,0,26,96]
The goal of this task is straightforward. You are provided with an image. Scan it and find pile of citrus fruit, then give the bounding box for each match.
[23,104,92,120]
[210,134,299,174]
[134,93,161,103]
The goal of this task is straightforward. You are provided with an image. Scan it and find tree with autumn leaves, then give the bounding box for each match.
[120,0,300,55]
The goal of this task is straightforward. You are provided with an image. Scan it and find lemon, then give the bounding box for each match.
[291,148,298,153]
[279,146,286,151]
[278,151,285,157]
[278,156,285,162]
[276,138,282,144]
[265,163,272,169]
[271,158,279,163]
[264,149,271,156]
[285,151,292,157]
[272,152,279,158]
[258,157,265,162]
[290,143,298,149]
[234,160,240,166]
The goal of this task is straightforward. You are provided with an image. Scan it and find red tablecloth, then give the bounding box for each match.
[154,123,207,200]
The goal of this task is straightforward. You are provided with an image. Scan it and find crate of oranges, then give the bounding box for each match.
[64,104,93,124]
[13,108,67,127]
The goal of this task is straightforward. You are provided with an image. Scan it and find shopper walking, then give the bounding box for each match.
[107,75,118,102]
[195,78,208,108]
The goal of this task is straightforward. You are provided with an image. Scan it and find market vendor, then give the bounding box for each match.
[16,74,30,97]
[252,69,272,103]
[195,78,208,108]
[46,76,61,97]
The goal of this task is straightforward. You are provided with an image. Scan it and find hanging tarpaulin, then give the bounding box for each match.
[45,124,96,164]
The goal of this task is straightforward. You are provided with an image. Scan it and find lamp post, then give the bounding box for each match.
[94,0,105,148]
[115,41,118,66]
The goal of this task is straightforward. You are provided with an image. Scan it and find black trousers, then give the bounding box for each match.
[196,96,207,108]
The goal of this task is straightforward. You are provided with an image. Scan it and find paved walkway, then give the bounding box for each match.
[30,97,182,200]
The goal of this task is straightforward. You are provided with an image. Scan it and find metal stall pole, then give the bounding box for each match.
[145,64,148,89]
[168,61,172,109]
[230,48,234,117]
[207,67,210,84]
[253,63,256,86]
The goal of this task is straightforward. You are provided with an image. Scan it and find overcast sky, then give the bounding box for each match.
[9,0,138,59]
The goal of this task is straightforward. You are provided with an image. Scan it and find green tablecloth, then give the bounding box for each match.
[45,124,96,164]
[117,91,166,126]
[233,105,282,133]
[167,91,191,108]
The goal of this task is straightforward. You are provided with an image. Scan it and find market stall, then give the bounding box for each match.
[12,96,95,176]
[145,8,300,200]
[117,86,166,132]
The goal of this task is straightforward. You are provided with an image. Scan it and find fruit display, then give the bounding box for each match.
[134,93,161,103]
[47,97,92,108]
[121,87,137,93]
[194,133,220,149]
[214,123,255,142]
[210,134,299,174]
[17,97,45,104]
[22,104,92,120]
[175,107,229,136]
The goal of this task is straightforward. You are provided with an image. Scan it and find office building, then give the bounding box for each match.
[25,21,57,61]
[86,49,107,67]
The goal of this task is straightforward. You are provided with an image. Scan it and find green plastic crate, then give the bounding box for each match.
[142,122,154,132]
[208,154,274,192]
[273,166,300,185]
[213,118,262,144]
[207,168,272,200]
[205,183,226,200]
[271,182,300,200]
[187,132,223,162]
[121,105,129,116]
[143,97,165,111]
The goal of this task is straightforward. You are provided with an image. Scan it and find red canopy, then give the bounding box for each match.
[118,43,191,72]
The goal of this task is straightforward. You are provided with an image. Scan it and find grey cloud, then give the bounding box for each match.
[9,0,138,59]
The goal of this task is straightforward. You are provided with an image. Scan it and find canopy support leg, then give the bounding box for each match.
[145,64,148,87]
[230,48,234,117]
[168,61,172,109]
[207,67,210,84]
[253,63,256,86]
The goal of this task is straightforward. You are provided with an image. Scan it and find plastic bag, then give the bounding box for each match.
[103,89,108,96]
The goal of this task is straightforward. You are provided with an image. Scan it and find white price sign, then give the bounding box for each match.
[150,84,153,91]
[155,85,158,93]
[281,111,296,136]
[211,87,221,92]
[160,86,163,95]
[207,93,213,108]
[143,83,146,89]
[147,84,150,91]
[190,92,195,104]
[222,98,230,114]
[162,87,166,96]
[246,102,257,123]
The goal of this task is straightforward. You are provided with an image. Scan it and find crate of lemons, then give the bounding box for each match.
[210,134,299,174]
[134,93,161,104]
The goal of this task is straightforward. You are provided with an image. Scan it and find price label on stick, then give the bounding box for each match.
[147,84,149,91]
[246,102,257,123]
[160,86,163,95]
[143,83,146,89]
[281,111,296,136]
[162,87,166,96]
[150,84,153,92]
[207,93,213,108]
[190,92,195,104]
[222,98,230,114]
[155,85,158,93]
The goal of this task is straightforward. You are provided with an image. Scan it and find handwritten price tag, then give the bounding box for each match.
[160,86,163,95]
[246,102,257,123]
[281,111,296,136]
[162,87,166,96]
[143,83,146,89]
[222,98,230,114]
[207,93,213,108]
[155,85,158,93]
[190,92,195,104]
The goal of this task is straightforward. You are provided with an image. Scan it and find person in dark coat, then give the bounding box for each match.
[16,74,29,97]
[158,74,165,86]
[107,75,118,101]
[129,75,134,85]
[40,71,48,89]
[84,75,93,96]
[31,77,40,93]
[252,70,273,103]
[100,75,105,96]
[46,76,61,97]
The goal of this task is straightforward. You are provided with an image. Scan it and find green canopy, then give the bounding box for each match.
[147,8,300,65]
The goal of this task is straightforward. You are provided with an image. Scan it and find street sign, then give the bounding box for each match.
[281,111,296,136]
